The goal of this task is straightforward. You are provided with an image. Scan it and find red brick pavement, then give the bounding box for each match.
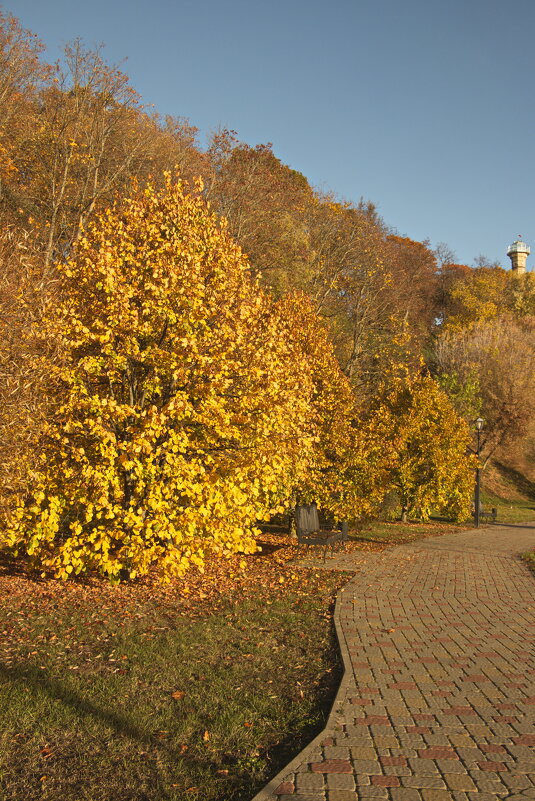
[252,523,535,801]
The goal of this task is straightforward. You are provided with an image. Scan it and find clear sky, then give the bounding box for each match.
[10,0,535,269]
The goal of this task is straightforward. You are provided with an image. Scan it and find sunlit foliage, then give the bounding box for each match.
[4,176,321,580]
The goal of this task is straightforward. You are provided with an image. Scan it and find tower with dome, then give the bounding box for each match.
[507,238,530,274]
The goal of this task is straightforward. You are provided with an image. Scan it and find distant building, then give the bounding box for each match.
[507,239,530,274]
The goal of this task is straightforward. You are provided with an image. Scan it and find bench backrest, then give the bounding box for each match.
[295,503,320,535]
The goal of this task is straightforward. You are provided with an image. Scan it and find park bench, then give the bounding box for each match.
[294,503,348,561]
[479,506,498,524]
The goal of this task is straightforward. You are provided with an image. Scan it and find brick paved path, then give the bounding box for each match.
[252,523,535,801]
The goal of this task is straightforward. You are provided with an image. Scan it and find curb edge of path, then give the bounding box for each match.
[250,575,356,801]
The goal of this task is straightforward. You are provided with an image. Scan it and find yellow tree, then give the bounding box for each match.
[374,372,474,522]
[3,174,316,581]
[280,293,388,524]
[441,266,509,330]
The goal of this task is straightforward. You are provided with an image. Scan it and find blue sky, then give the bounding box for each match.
[10,0,535,269]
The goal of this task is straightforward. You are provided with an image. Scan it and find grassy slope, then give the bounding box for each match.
[481,446,535,524]
[483,445,535,569]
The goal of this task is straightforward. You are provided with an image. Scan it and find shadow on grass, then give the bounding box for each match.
[494,462,535,501]
[0,646,344,801]
[0,661,175,755]
[0,662,252,800]
[256,626,343,785]
[492,521,535,529]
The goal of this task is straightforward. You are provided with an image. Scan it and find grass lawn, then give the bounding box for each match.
[0,538,351,801]
[480,489,535,525]
[0,515,491,801]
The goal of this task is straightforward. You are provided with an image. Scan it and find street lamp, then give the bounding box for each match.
[474,417,484,528]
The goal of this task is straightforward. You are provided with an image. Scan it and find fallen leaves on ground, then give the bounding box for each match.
[0,520,464,668]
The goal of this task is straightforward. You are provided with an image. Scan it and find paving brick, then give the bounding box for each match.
[423,734,452,746]
[479,743,506,754]
[310,760,353,774]
[373,735,400,747]
[435,759,467,774]
[390,683,418,690]
[390,789,422,801]
[403,776,447,789]
[340,736,373,747]
[351,759,382,774]
[442,773,477,791]
[327,791,358,801]
[509,759,535,773]
[421,791,452,801]
[323,747,350,760]
[476,760,508,771]
[448,735,476,747]
[325,773,355,790]
[296,773,325,791]
[384,765,412,777]
[466,794,503,801]
[443,707,477,717]
[418,747,458,759]
[408,758,439,774]
[514,734,535,745]
[500,773,534,790]
[372,775,401,787]
[349,746,377,759]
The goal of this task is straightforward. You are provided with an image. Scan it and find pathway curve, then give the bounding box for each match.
[252,523,535,801]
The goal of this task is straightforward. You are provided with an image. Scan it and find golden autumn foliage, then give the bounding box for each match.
[373,372,475,522]
[281,293,387,523]
[0,228,59,510]
[436,316,535,462]
[0,174,477,582]
[3,175,323,581]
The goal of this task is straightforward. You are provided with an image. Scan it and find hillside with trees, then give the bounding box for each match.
[1,10,534,581]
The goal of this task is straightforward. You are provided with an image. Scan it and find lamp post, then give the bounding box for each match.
[474,417,484,528]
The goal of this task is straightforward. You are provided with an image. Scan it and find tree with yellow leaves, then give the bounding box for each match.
[280,293,388,524]
[3,174,318,581]
[374,372,474,522]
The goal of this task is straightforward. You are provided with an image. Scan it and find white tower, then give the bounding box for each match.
[507,238,530,274]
